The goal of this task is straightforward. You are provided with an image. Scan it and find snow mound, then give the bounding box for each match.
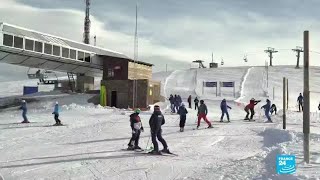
[259,128,295,148]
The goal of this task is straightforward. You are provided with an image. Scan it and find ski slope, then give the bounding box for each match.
[1,66,320,179]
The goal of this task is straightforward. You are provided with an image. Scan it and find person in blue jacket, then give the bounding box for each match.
[20,100,29,123]
[261,99,272,122]
[52,102,62,125]
[177,103,188,132]
[297,93,304,112]
[220,99,232,122]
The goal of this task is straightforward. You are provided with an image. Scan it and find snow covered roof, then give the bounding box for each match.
[0,22,129,59]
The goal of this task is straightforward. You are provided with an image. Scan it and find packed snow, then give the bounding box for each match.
[0,66,320,179]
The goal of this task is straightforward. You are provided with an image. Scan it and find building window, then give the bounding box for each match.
[3,34,13,47]
[77,51,84,61]
[52,45,60,56]
[84,53,91,63]
[62,47,69,58]
[44,43,52,54]
[14,36,23,49]
[107,68,114,77]
[35,41,43,53]
[70,49,76,59]
[25,39,34,51]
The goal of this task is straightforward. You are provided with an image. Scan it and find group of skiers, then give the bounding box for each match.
[19,100,62,125]
[127,105,170,155]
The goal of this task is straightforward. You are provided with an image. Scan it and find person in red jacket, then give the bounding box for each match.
[244,98,261,120]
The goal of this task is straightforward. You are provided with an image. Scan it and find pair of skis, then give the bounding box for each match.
[122,148,178,156]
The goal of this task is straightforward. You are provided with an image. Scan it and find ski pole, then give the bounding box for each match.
[145,136,151,150]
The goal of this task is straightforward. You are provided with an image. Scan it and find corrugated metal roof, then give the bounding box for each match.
[0,22,129,59]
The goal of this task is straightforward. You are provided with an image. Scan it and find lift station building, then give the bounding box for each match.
[0,22,160,108]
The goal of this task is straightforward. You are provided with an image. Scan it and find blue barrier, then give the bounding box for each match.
[23,86,38,95]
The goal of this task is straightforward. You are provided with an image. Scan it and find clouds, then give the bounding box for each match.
[1,0,320,75]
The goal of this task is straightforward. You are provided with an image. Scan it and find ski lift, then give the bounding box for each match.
[39,71,58,85]
[243,55,248,62]
[221,58,224,65]
[27,68,48,79]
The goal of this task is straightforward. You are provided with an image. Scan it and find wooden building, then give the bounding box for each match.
[100,55,161,109]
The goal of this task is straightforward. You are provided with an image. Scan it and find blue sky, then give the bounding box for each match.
[1,0,320,76]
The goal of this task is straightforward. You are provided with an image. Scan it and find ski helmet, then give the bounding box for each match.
[134,108,141,113]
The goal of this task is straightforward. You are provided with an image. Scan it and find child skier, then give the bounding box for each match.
[128,108,144,150]
[149,105,170,155]
[244,98,261,120]
[261,99,272,122]
[197,100,212,129]
[270,104,277,115]
[220,99,232,122]
[52,102,62,125]
[178,103,188,132]
[20,100,29,123]
[194,97,199,110]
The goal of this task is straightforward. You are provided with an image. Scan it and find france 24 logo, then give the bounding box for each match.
[276,155,296,174]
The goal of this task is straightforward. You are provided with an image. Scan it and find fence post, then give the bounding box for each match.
[233,81,236,98]
[287,79,289,110]
[303,30,310,163]
[283,77,286,130]
[202,81,204,95]
[273,87,275,100]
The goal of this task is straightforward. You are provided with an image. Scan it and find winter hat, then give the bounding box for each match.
[154,105,160,111]
[251,98,255,101]
[222,99,226,101]
[181,103,185,107]
[55,101,59,104]
[22,100,26,103]
[134,108,141,113]
[200,100,204,104]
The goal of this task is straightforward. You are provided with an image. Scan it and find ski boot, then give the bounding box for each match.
[219,120,223,122]
[207,125,213,128]
[127,146,135,150]
[134,146,142,150]
[21,120,30,123]
[148,150,162,155]
[160,148,171,154]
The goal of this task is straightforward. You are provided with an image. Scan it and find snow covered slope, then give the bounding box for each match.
[1,66,320,179]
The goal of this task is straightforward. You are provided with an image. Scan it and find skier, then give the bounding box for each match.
[318,102,320,111]
[52,102,62,125]
[187,95,192,109]
[128,108,144,150]
[20,100,29,123]
[244,98,261,120]
[177,95,182,107]
[177,103,188,132]
[194,97,199,110]
[261,99,272,122]
[297,93,304,112]
[174,95,179,113]
[169,94,175,113]
[149,105,170,155]
[220,99,232,122]
[197,100,212,129]
[270,104,277,115]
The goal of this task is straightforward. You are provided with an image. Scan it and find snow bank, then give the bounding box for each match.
[259,128,295,148]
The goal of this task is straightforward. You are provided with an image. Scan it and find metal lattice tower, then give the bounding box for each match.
[83,0,91,44]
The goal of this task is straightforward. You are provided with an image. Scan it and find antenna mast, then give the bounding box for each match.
[83,0,91,44]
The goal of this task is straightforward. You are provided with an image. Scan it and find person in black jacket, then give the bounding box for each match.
[194,97,199,110]
[149,105,170,155]
[127,109,144,150]
[178,103,188,132]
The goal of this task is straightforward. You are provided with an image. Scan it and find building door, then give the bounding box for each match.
[111,91,117,107]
